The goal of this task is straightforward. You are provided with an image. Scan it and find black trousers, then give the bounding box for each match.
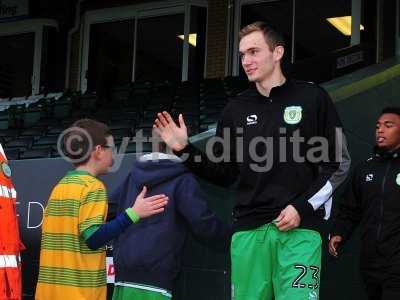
[361,260,400,300]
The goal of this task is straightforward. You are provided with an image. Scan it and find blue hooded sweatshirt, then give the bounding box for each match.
[109,153,231,291]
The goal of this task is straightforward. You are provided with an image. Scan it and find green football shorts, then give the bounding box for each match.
[112,282,172,300]
[231,223,321,300]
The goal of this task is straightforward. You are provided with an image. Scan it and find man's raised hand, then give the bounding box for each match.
[153,111,188,151]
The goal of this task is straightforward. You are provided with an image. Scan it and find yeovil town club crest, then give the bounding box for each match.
[284,106,303,124]
[396,173,400,186]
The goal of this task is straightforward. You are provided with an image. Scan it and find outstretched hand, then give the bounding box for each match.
[132,186,168,218]
[153,111,188,151]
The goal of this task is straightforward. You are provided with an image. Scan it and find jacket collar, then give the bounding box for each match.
[241,78,293,100]
[373,146,400,159]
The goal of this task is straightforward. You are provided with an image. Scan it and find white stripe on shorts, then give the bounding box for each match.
[115,281,172,298]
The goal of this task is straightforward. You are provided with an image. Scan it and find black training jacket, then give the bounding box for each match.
[332,147,400,262]
[177,80,351,232]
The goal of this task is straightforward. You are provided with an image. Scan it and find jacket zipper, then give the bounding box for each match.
[377,161,391,241]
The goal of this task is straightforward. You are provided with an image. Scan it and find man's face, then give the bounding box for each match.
[239,31,283,83]
[376,113,400,151]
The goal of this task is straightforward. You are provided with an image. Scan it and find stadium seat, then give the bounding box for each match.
[20,148,51,159]
[5,137,33,152]
[4,148,19,160]
[111,111,140,123]
[118,140,153,154]
[0,128,18,140]
[35,118,61,128]
[0,110,9,129]
[51,145,61,157]
[8,104,25,128]
[110,128,133,145]
[79,92,97,112]
[22,104,45,128]
[47,125,66,136]
[109,120,134,130]
[20,127,47,139]
[32,136,59,150]
[53,96,72,119]
[134,127,153,138]
[111,84,132,106]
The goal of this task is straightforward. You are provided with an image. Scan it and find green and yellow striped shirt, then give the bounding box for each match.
[35,170,108,300]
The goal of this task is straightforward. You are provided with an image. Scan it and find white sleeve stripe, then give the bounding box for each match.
[0,255,18,268]
[2,186,9,198]
[0,144,5,159]
[307,181,333,211]
[11,188,17,199]
[324,198,333,220]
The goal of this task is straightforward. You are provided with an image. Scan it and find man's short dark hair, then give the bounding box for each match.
[62,118,111,165]
[381,106,400,116]
[239,21,285,51]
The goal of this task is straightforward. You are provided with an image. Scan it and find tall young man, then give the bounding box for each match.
[330,107,400,300]
[154,21,350,300]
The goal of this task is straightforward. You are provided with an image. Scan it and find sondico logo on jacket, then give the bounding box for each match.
[284,106,302,124]
[246,114,258,125]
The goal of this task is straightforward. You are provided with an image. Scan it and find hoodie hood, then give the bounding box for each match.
[131,152,188,188]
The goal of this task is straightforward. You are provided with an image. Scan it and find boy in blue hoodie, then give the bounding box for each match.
[110,141,230,300]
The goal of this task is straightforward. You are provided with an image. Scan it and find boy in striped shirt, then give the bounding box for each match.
[35,119,168,300]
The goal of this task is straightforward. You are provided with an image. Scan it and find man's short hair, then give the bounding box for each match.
[62,118,111,165]
[239,21,285,51]
[381,106,400,117]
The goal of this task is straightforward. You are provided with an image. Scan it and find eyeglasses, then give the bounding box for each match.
[101,144,116,150]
